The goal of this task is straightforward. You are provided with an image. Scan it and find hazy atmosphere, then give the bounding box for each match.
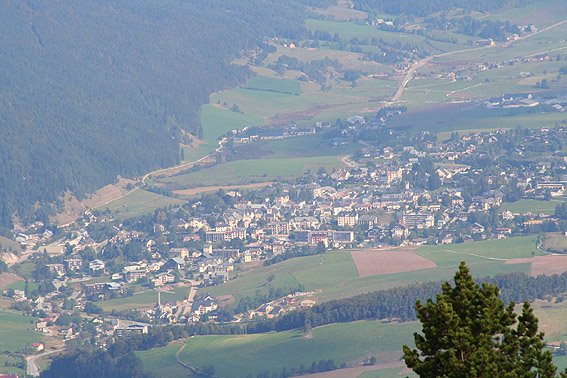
[0,0,567,377]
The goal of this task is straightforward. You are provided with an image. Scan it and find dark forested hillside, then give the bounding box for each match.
[0,0,330,232]
[353,0,543,16]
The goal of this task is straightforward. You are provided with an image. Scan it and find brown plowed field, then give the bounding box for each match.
[506,255,567,276]
[351,248,437,277]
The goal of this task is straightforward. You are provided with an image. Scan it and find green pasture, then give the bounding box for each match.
[6,280,38,293]
[389,104,566,135]
[0,236,21,252]
[484,0,567,27]
[163,156,343,188]
[207,238,535,304]
[139,320,418,378]
[501,199,560,215]
[245,76,301,95]
[305,19,461,53]
[0,310,41,351]
[0,310,42,375]
[251,134,362,159]
[417,235,541,261]
[98,286,190,312]
[95,189,184,221]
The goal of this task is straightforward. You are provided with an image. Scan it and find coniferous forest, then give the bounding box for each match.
[0,0,333,232]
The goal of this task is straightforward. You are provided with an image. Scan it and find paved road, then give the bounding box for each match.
[26,348,65,377]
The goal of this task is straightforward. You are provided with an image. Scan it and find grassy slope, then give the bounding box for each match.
[139,320,418,378]
[245,76,302,95]
[95,189,184,221]
[207,237,535,304]
[98,286,190,312]
[0,310,43,376]
[163,156,344,188]
[0,236,21,252]
[501,199,561,215]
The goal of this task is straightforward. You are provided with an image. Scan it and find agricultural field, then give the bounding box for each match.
[530,299,567,342]
[93,189,184,221]
[97,286,191,312]
[6,279,38,293]
[207,238,537,304]
[266,45,392,75]
[139,320,418,378]
[162,156,344,189]
[542,233,567,253]
[0,310,43,376]
[210,76,396,124]
[193,105,263,155]
[244,76,302,95]
[388,103,567,135]
[417,235,541,261]
[236,134,362,160]
[0,236,21,253]
[305,19,467,53]
[501,199,560,215]
[485,0,567,28]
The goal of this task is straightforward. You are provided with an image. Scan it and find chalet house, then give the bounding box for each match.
[152,272,176,287]
[168,248,189,259]
[164,257,185,271]
[114,323,150,337]
[392,224,409,239]
[45,263,66,277]
[89,259,105,273]
[337,212,358,227]
[64,258,83,272]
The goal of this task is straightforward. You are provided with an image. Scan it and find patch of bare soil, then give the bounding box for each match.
[506,255,567,276]
[351,248,437,276]
[0,272,22,290]
[50,177,137,225]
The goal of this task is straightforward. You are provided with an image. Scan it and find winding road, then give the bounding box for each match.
[26,348,65,377]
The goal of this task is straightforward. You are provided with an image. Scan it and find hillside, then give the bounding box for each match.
[0,0,330,232]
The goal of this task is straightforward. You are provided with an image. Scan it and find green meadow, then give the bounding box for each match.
[245,76,301,95]
[162,156,344,188]
[94,189,184,221]
[501,199,560,215]
[206,237,536,304]
[0,310,43,376]
[139,320,418,378]
[98,286,190,312]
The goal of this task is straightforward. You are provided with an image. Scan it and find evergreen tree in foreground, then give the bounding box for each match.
[403,262,564,377]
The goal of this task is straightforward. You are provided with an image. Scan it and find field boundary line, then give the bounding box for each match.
[441,249,507,261]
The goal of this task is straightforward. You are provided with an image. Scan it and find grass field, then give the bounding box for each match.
[0,236,21,252]
[242,134,362,160]
[388,103,567,135]
[98,286,190,312]
[501,199,560,215]
[531,299,567,342]
[0,310,43,376]
[305,19,465,54]
[138,304,567,378]
[485,0,567,27]
[163,156,344,188]
[95,189,184,221]
[207,238,536,304]
[245,76,301,95]
[418,235,541,261]
[6,279,38,293]
[542,233,567,253]
[139,320,418,378]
